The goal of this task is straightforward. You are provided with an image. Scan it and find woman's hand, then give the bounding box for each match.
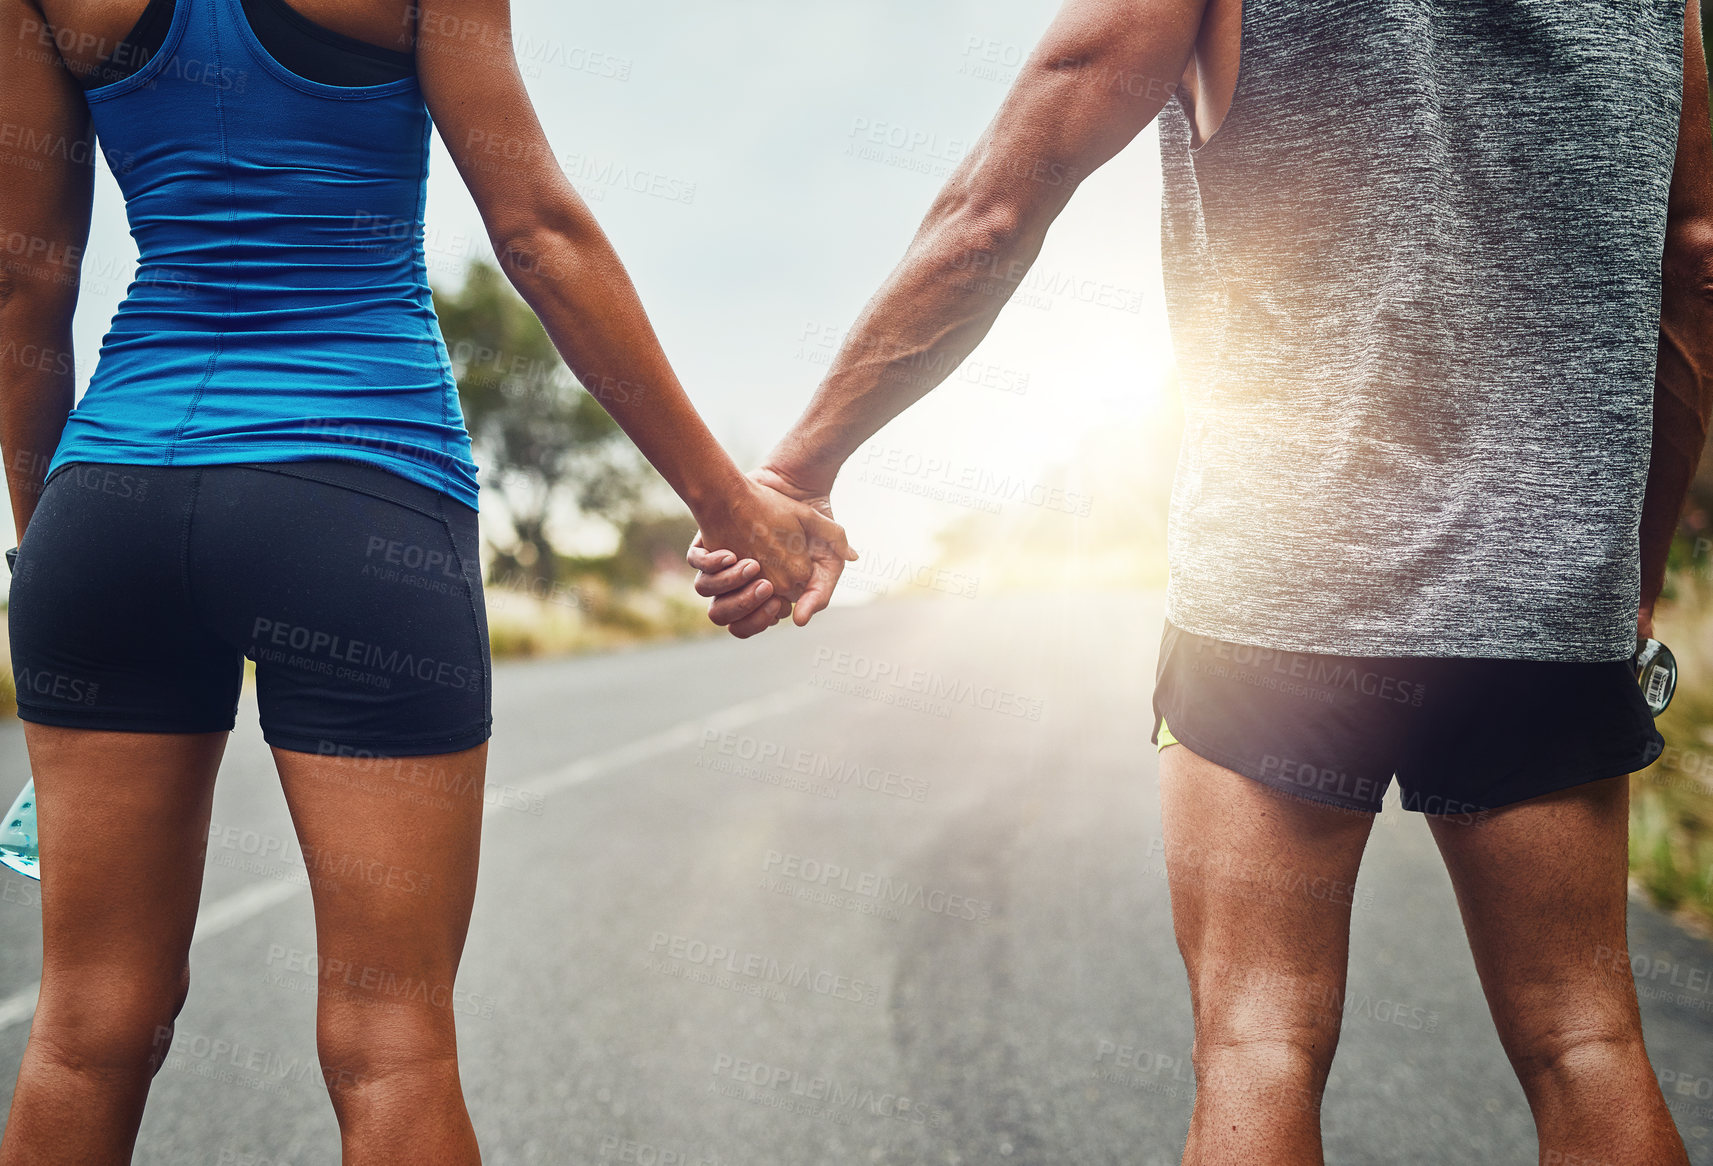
[688,467,853,638]
[689,469,855,637]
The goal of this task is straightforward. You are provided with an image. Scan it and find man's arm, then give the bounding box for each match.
[0,0,94,542]
[767,0,1206,495]
[692,0,1209,635]
[1640,0,1713,638]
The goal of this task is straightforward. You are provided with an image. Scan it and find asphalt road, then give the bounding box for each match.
[0,592,1709,1166]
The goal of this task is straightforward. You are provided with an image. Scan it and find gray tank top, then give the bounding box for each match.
[1157,0,1687,661]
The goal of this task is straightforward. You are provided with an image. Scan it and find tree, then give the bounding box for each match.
[433,260,649,584]
[606,513,702,589]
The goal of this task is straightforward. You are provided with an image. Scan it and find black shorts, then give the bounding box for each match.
[8,460,492,757]
[1150,619,1662,819]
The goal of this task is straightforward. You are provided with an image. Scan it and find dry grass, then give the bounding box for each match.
[1634,577,1713,934]
[483,576,716,659]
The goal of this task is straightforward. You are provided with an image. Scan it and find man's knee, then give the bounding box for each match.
[1192,1030,1333,1113]
[1490,960,1647,1084]
[1503,1015,1650,1088]
[1187,969,1345,1084]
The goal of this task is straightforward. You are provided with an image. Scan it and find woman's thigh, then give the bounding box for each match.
[6,463,240,1037]
[24,725,228,1041]
[182,460,494,1075]
[270,741,486,1078]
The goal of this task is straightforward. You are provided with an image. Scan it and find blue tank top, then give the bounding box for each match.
[51,0,480,509]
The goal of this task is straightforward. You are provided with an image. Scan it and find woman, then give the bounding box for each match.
[0,0,848,1160]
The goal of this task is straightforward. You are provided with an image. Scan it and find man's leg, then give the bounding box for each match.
[1160,742,1376,1166]
[1425,776,1688,1166]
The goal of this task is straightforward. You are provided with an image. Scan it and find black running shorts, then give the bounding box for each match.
[8,460,492,756]
[1151,619,1662,819]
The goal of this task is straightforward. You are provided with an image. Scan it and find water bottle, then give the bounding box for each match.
[0,780,37,881]
[0,546,33,879]
[1634,636,1677,718]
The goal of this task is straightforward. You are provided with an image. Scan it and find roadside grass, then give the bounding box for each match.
[483,577,716,659]
[1636,575,1713,935]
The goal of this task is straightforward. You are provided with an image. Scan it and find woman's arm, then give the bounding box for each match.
[0,0,94,542]
[415,0,850,600]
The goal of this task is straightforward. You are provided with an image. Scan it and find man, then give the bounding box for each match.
[692,0,1713,1163]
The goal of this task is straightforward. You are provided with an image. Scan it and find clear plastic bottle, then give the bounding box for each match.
[0,780,38,881]
[1635,637,1678,718]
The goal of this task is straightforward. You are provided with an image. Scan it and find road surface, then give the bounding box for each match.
[0,593,1709,1165]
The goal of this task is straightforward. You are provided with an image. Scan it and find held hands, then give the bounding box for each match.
[688,467,852,639]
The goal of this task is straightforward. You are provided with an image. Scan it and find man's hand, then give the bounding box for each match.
[688,467,851,638]
[684,0,1207,640]
[689,469,854,634]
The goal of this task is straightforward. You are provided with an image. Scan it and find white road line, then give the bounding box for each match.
[190,879,306,944]
[0,685,824,1034]
[0,986,36,1032]
[517,685,822,797]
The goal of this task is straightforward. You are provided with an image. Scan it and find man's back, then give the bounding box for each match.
[1158,0,1688,662]
[685,2,1711,1162]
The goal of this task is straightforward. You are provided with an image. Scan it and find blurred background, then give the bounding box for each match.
[1,1,1712,1163]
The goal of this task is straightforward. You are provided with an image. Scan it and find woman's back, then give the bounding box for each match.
[39,0,479,505]
[0,1,843,1162]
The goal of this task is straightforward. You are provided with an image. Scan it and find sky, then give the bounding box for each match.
[59,0,1182,582]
